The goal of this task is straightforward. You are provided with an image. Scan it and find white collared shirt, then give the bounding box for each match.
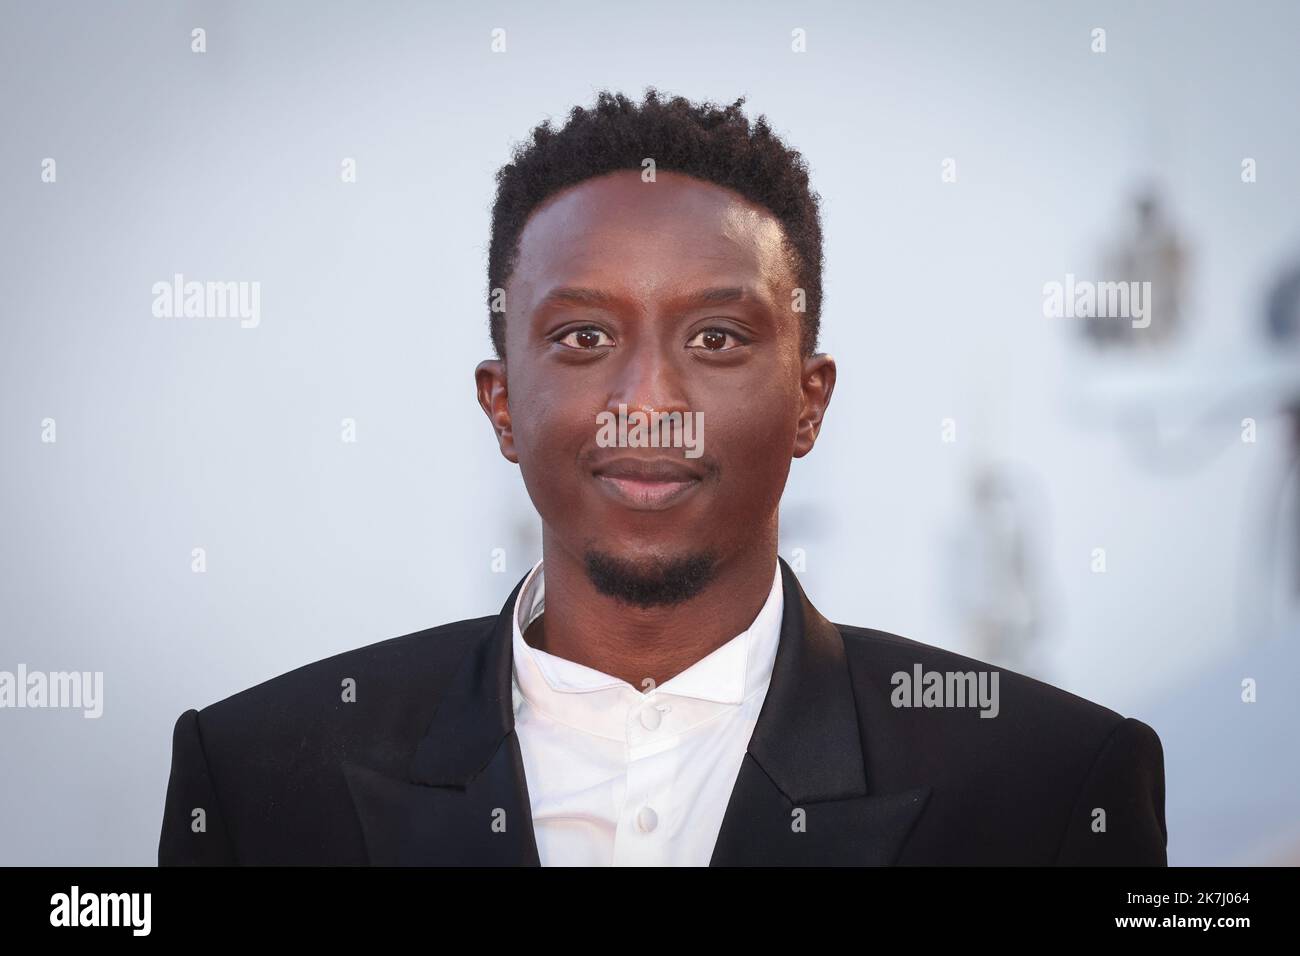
[509,558,784,866]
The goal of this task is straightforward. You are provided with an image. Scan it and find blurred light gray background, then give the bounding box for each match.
[2,0,1297,865]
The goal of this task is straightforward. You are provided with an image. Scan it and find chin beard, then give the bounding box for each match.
[583,548,719,608]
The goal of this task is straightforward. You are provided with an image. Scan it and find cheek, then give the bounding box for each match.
[510,391,595,491]
[707,402,799,508]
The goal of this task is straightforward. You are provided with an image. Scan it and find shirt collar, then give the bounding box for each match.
[510,558,784,739]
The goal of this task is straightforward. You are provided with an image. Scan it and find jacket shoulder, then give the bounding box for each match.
[159,614,500,864]
[835,622,1129,731]
[200,615,494,724]
[832,623,1166,863]
[186,614,500,789]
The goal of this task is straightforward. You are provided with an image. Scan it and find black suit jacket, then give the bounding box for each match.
[158,558,1168,865]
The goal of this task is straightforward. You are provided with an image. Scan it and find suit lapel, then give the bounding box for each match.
[343,574,542,866]
[709,559,931,865]
[344,558,930,866]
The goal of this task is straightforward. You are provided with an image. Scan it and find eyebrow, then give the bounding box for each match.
[536,285,751,310]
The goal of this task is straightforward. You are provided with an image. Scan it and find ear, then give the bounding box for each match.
[793,353,836,459]
[475,359,518,463]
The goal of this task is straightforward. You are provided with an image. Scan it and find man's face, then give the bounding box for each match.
[477,169,834,603]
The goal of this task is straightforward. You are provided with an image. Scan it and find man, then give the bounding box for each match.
[158,89,1167,866]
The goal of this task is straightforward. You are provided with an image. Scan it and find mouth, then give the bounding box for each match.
[590,456,705,511]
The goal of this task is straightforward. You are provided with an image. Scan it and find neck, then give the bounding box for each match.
[526,524,780,690]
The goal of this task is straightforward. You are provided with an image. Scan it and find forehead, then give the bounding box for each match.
[508,169,793,305]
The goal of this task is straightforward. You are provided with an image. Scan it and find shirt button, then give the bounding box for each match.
[639,704,663,730]
[636,806,659,833]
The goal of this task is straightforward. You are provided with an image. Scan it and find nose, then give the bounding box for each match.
[605,336,692,420]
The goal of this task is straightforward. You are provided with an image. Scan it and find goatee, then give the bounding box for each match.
[583,549,719,608]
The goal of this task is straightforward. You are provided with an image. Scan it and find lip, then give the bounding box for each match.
[591,456,704,511]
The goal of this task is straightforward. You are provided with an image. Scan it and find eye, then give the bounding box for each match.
[556,326,614,349]
[686,328,743,351]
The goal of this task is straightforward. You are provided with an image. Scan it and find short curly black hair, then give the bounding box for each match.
[486,88,824,359]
